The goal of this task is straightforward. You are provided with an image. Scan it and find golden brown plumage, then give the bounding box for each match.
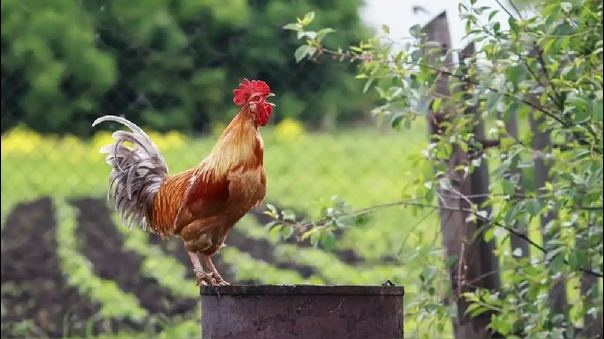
[152,110,266,249]
[94,79,274,285]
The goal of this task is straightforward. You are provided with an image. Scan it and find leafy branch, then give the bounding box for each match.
[265,199,603,278]
[286,28,567,128]
[283,3,603,336]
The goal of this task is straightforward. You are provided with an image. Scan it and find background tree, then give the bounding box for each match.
[1,0,373,135]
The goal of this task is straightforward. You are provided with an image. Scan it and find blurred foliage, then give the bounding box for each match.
[285,0,603,337]
[1,0,373,136]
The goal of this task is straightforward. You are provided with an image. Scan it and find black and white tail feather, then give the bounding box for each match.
[92,115,168,233]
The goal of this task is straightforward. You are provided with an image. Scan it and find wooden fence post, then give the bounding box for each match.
[462,43,501,292]
[580,267,603,338]
[423,12,501,339]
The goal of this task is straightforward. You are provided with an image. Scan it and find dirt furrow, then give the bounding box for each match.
[1,199,97,337]
[72,198,196,317]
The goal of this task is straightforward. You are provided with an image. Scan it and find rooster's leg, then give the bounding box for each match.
[203,256,230,286]
[187,251,215,285]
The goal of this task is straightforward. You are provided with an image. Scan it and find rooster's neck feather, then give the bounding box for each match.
[202,109,263,179]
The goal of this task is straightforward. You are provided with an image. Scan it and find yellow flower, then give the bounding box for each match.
[274,118,305,141]
[60,134,85,149]
[162,131,186,149]
[148,130,186,151]
[1,125,45,157]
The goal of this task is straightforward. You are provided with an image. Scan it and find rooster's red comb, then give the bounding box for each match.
[233,79,271,106]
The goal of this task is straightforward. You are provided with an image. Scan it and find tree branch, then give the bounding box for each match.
[419,64,569,127]
[274,199,603,278]
[316,46,574,129]
[494,0,517,19]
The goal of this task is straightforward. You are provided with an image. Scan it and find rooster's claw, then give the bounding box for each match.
[195,272,217,286]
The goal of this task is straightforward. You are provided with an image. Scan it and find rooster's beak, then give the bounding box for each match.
[267,93,276,106]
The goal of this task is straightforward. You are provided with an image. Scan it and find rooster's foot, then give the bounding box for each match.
[194,271,217,286]
[213,276,230,286]
[202,256,229,286]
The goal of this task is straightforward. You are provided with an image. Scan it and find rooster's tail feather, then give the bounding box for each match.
[93,115,168,233]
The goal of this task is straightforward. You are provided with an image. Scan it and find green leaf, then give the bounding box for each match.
[493,22,501,33]
[593,99,603,121]
[484,228,495,242]
[302,11,315,25]
[409,24,422,38]
[283,23,300,31]
[301,228,318,241]
[382,24,390,34]
[319,230,337,251]
[502,179,516,196]
[568,251,587,270]
[363,78,374,93]
[264,204,279,218]
[269,224,284,239]
[505,64,525,89]
[281,209,296,221]
[432,98,442,112]
[549,252,565,272]
[316,28,336,41]
[488,10,498,22]
[560,2,572,13]
[264,220,280,230]
[280,225,294,240]
[297,31,316,39]
[335,215,353,228]
[294,45,310,63]
[542,38,556,54]
[508,17,518,33]
[526,200,541,216]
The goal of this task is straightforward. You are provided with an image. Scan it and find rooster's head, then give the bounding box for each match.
[233,79,275,126]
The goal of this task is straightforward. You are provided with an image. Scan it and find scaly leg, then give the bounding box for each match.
[188,251,216,285]
[203,255,230,286]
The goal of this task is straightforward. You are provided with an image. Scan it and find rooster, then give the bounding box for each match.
[93,79,275,285]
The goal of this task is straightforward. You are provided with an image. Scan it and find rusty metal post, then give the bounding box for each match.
[200,285,404,339]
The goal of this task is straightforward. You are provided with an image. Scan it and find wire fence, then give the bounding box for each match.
[0,1,435,337]
[1,0,432,225]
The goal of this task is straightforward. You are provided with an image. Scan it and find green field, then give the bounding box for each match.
[1,121,451,337]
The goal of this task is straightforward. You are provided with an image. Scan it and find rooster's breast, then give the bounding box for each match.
[226,165,266,216]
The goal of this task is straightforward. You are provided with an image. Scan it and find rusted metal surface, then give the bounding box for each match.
[201,285,404,339]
